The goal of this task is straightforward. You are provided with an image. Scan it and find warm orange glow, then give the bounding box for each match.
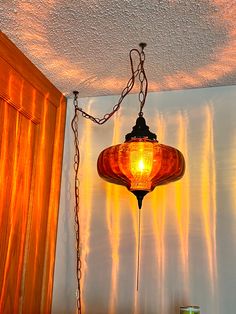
[97,138,185,197]
[151,114,167,313]
[72,93,236,313]
[108,184,121,313]
[174,111,190,299]
[129,195,139,312]
[7,0,234,99]
[79,103,93,312]
[151,185,167,313]
[0,96,37,311]
[130,142,153,190]
[0,30,66,312]
[201,104,217,295]
[106,112,122,314]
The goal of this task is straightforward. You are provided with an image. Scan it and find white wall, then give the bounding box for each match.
[52,85,236,314]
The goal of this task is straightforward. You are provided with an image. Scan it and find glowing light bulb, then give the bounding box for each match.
[138,159,145,172]
[130,142,153,190]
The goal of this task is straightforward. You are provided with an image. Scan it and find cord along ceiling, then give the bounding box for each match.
[0,0,235,97]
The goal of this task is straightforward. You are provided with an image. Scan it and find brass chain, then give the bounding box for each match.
[74,46,148,124]
[138,47,148,116]
[71,44,148,313]
[71,97,82,314]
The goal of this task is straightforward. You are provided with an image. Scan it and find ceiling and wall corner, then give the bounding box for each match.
[0,0,236,97]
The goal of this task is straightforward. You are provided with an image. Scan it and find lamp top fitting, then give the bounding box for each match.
[125,116,157,142]
[139,43,147,50]
[73,90,79,96]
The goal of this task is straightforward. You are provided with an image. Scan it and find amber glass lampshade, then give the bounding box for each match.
[97,116,185,208]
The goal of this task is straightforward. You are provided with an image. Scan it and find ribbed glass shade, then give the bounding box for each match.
[97,138,185,194]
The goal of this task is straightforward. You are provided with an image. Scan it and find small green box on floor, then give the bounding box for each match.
[180,306,200,314]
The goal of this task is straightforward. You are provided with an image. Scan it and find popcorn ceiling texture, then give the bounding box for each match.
[0,0,236,97]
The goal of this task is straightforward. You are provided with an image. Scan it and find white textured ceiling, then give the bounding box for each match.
[0,0,236,97]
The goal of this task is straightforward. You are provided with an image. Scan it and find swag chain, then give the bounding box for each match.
[71,43,148,313]
[71,96,82,314]
[74,44,148,124]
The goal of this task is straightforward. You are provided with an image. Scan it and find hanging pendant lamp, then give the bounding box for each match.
[97,43,185,208]
[72,44,186,310]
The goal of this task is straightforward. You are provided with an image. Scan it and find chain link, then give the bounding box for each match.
[74,46,148,124]
[71,44,148,313]
[71,98,82,314]
[138,48,148,116]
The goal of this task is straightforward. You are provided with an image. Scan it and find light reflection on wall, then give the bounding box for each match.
[129,195,139,314]
[53,86,236,314]
[174,111,190,301]
[79,103,93,312]
[151,114,167,314]
[3,0,235,95]
[85,103,216,313]
[106,112,122,314]
[200,104,217,297]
